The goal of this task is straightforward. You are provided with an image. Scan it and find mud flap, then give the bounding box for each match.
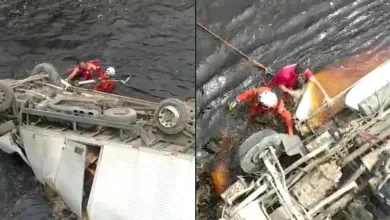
[54,139,86,217]
[278,133,307,156]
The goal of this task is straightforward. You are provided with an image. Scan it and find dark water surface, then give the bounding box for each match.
[0,0,195,101]
[0,0,194,217]
[196,0,390,149]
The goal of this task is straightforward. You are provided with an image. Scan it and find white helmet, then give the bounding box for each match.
[258,91,278,107]
[106,67,115,76]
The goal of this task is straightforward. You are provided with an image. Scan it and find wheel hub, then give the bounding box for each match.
[158,105,180,128]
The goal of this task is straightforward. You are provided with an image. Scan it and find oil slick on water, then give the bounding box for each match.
[296,46,390,130]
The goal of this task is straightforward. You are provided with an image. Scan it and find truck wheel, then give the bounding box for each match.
[232,129,282,173]
[31,63,61,86]
[103,107,137,123]
[0,80,14,112]
[2,195,53,220]
[154,98,189,134]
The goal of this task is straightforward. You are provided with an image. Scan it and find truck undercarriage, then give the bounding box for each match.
[219,64,390,220]
[0,63,195,220]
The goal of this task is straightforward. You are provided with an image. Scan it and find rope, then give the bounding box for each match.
[196,22,273,76]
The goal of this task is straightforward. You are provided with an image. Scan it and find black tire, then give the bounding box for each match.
[2,195,53,220]
[103,107,137,123]
[0,80,15,112]
[31,63,61,86]
[233,129,282,173]
[154,98,189,134]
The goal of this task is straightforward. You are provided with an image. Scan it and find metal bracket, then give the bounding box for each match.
[278,133,307,156]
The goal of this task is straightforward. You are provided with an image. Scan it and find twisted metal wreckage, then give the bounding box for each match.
[0,63,195,220]
[216,59,390,220]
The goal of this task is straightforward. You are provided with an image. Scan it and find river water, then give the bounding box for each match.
[0,0,194,218]
[196,0,390,219]
[0,0,195,101]
[196,0,390,149]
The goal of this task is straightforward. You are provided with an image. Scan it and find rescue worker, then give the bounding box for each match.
[253,61,334,106]
[229,87,294,136]
[61,60,116,92]
[93,66,116,92]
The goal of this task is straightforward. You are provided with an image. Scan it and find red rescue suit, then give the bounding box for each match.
[67,59,104,80]
[94,73,116,93]
[67,59,115,93]
[236,87,294,136]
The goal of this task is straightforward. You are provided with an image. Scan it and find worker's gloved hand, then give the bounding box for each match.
[60,79,72,90]
[229,99,240,111]
[291,90,302,100]
[324,96,335,107]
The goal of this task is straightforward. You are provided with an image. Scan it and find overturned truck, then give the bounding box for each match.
[0,63,195,220]
[220,60,390,220]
